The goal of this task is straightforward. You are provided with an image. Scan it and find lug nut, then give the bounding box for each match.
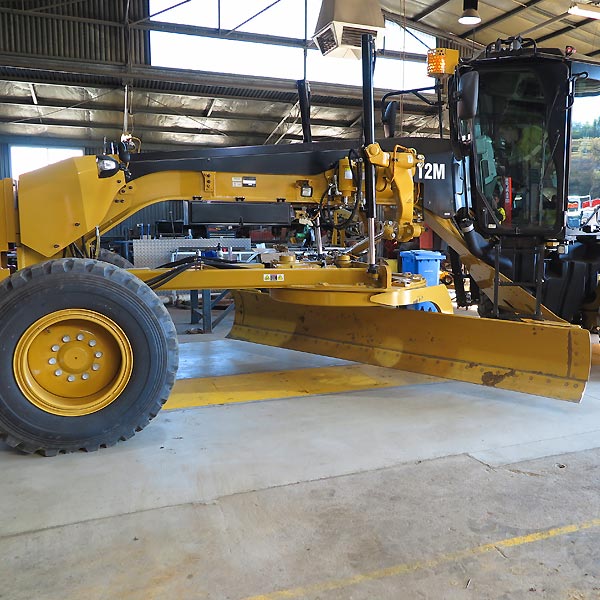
[92,363,100,371]
[76,334,84,341]
[95,351,103,358]
[54,369,63,377]
[48,358,57,365]
[51,345,60,352]
[62,336,71,343]
[89,340,97,347]
[82,373,90,380]
[67,375,75,382]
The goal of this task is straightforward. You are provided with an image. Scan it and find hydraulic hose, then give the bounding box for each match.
[455,209,512,271]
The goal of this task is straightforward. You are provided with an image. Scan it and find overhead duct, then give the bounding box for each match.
[313,0,386,59]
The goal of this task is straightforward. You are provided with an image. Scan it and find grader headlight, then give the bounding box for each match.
[297,180,314,198]
[96,155,120,179]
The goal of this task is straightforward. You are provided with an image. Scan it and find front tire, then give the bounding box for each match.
[0,259,178,455]
[97,248,134,269]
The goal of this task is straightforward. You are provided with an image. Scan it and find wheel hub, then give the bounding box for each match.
[13,309,133,416]
[59,344,92,373]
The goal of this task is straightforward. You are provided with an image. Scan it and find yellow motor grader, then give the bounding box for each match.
[0,36,592,454]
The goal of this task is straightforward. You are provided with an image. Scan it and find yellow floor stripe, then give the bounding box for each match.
[164,365,438,410]
[242,518,600,600]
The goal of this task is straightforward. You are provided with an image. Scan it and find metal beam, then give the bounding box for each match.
[0,54,346,97]
[0,114,364,141]
[0,88,434,123]
[134,19,315,49]
[0,55,439,111]
[29,0,87,13]
[135,20,427,63]
[134,0,191,25]
[0,116,437,141]
[0,96,362,130]
[517,12,571,38]
[28,83,38,105]
[412,0,453,22]
[204,98,216,117]
[225,0,283,36]
[377,49,427,62]
[263,101,299,144]
[0,118,292,143]
[382,9,484,50]
[533,17,598,44]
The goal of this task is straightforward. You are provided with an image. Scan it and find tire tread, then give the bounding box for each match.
[0,258,178,456]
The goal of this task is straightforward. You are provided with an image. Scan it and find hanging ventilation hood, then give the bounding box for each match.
[313,0,386,59]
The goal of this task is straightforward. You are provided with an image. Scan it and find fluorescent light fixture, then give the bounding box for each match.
[568,2,600,18]
[459,9,482,24]
[459,0,482,25]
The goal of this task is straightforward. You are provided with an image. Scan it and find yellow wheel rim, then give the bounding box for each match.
[13,309,133,417]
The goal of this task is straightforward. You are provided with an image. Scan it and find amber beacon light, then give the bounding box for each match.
[427,48,460,78]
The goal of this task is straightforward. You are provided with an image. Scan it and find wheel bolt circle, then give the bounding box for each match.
[15,307,133,418]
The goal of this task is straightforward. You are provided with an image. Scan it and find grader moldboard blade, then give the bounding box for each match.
[229,290,591,402]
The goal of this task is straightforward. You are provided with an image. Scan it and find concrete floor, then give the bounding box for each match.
[2,305,600,599]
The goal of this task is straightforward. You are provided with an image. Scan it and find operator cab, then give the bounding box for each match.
[451,37,600,242]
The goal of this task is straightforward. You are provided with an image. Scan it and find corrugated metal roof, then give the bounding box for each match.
[0,0,149,63]
[1,0,595,149]
[382,0,600,58]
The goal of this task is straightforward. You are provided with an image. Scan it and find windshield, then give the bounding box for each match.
[568,62,600,233]
[470,61,568,235]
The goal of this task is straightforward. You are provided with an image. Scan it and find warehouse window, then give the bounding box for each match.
[10,146,83,180]
[305,51,430,88]
[150,0,320,38]
[149,0,433,88]
[382,19,433,54]
[151,32,305,80]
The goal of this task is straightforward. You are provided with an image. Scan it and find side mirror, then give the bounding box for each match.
[457,71,479,120]
[382,101,398,138]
